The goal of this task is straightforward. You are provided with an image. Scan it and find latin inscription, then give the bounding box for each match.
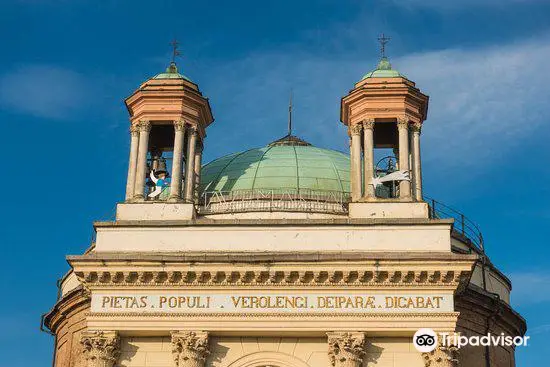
[92,293,452,314]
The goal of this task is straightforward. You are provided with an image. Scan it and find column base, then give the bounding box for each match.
[116,202,195,221]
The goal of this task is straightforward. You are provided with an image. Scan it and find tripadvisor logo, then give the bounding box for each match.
[413,328,530,353]
[413,328,438,353]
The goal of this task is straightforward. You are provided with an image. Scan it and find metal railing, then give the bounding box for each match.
[199,188,349,214]
[425,195,485,254]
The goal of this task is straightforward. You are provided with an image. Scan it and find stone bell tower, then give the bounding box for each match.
[120,56,213,220]
[340,38,429,218]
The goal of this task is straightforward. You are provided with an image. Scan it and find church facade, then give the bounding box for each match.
[43,51,526,367]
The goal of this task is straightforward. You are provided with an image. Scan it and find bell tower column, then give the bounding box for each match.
[125,124,140,201]
[169,120,187,202]
[362,119,375,199]
[133,120,151,201]
[194,142,203,203]
[397,117,411,200]
[184,126,198,202]
[411,122,423,200]
[350,124,363,201]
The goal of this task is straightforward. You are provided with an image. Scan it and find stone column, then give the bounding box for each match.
[194,143,203,203]
[411,122,423,201]
[397,117,411,200]
[349,124,362,201]
[133,120,151,200]
[80,330,120,367]
[125,124,140,201]
[362,119,375,199]
[171,331,209,367]
[184,126,198,203]
[327,332,367,367]
[422,343,459,366]
[169,120,186,202]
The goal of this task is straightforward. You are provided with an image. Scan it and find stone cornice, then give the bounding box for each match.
[68,251,477,263]
[95,217,454,228]
[72,263,473,289]
[43,286,90,334]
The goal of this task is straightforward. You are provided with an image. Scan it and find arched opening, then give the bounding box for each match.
[226,351,311,367]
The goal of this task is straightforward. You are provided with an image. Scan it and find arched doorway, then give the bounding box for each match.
[226,351,311,367]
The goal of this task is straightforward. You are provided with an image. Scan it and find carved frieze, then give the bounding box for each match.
[74,269,470,288]
[171,331,210,367]
[327,332,367,367]
[422,342,459,366]
[80,330,120,367]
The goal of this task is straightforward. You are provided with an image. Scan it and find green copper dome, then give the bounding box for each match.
[152,62,192,81]
[361,57,404,80]
[200,137,350,196]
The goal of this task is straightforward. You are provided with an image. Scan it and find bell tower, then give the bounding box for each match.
[340,36,429,218]
[119,51,213,220]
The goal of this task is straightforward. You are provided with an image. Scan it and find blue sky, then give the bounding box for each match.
[1,0,549,365]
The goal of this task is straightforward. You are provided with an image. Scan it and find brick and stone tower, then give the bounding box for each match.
[341,54,429,218]
[122,60,213,219]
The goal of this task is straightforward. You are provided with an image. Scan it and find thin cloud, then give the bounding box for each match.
[201,35,550,172]
[390,0,549,11]
[0,64,89,120]
[509,272,550,307]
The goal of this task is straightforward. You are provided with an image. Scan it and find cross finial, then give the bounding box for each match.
[170,38,180,64]
[288,89,293,136]
[378,33,391,58]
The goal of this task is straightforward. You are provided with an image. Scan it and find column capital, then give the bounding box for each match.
[327,332,367,367]
[362,118,375,130]
[80,330,120,367]
[422,343,459,367]
[411,122,422,134]
[130,124,140,136]
[138,119,152,132]
[187,124,199,135]
[174,119,187,131]
[349,123,363,136]
[171,331,210,367]
[396,116,410,129]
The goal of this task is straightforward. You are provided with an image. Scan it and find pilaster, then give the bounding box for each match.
[411,122,423,201]
[349,123,363,201]
[422,342,459,366]
[169,120,187,202]
[397,117,411,200]
[171,331,210,367]
[80,330,120,367]
[133,120,151,200]
[327,332,367,367]
[362,119,375,199]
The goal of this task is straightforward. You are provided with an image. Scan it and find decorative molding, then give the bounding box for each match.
[362,119,375,130]
[422,342,459,366]
[75,269,470,288]
[80,330,120,367]
[174,120,187,131]
[411,122,422,134]
[171,331,210,367]
[327,332,367,367]
[138,120,151,132]
[349,124,363,136]
[88,312,460,319]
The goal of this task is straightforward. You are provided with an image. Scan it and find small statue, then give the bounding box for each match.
[148,169,171,198]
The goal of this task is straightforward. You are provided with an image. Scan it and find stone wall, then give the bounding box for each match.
[47,289,90,367]
[118,336,424,367]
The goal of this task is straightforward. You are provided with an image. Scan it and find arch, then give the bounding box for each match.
[226,351,311,367]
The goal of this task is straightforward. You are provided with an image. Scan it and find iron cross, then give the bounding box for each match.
[170,38,180,63]
[378,34,391,58]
